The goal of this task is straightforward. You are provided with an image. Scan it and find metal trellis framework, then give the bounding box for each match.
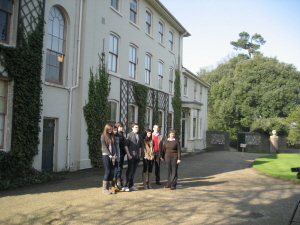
[120,78,169,137]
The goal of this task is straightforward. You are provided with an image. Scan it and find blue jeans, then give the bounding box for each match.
[125,157,140,188]
[113,161,119,179]
[117,154,125,181]
[102,155,115,181]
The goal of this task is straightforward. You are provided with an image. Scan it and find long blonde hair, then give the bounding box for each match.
[102,124,115,146]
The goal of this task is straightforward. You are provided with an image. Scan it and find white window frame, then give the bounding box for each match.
[169,67,173,93]
[129,45,137,79]
[145,10,152,35]
[108,100,118,126]
[194,82,197,100]
[46,6,66,85]
[110,0,120,11]
[109,33,119,73]
[145,107,152,129]
[158,21,164,44]
[169,31,174,51]
[184,76,187,96]
[158,61,163,89]
[130,0,137,24]
[145,54,151,85]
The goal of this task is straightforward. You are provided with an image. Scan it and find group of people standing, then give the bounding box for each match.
[100,122,181,194]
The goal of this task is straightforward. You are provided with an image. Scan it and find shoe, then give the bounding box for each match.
[129,186,139,191]
[170,186,176,190]
[164,185,170,188]
[122,187,130,192]
[156,181,162,185]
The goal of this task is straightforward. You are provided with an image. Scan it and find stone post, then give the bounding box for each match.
[270,130,278,153]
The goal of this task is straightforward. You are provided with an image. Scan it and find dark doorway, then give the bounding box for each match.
[42,119,55,172]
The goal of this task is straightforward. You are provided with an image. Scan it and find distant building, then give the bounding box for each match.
[0,0,210,172]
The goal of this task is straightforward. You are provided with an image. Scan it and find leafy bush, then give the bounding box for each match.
[250,117,289,136]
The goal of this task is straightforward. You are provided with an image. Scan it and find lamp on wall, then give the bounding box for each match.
[58,55,64,62]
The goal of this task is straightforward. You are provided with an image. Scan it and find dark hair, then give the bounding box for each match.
[143,129,153,144]
[113,126,119,137]
[102,123,115,145]
[168,129,176,138]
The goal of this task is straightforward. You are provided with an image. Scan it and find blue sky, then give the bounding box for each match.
[160,0,300,74]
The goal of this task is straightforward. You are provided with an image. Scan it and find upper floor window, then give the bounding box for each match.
[129,45,137,79]
[0,0,12,43]
[108,101,117,126]
[145,11,151,35]
[184,76,187,95]
[145,54,151,84]
[169,67,173,93]
[46,7,66,85]
[0,80,7,148]
[109,34,119,72]
[169,31,174,51]
[200,85,203,101]
[158,22,163,44]
[167,113,172,134]
[111,0,119,10]
[130,0,137,24]
[194,82,197,99]
[158,61,163,89]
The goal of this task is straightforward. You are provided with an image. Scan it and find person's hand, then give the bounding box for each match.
[128,154,132,160]
[177,159,181,164]
[160,158,164,162]
[109,155,113,159]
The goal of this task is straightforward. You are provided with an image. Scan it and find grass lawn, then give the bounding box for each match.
[253,153,300,183]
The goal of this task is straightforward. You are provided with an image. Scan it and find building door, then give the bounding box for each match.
[42,119,55,172]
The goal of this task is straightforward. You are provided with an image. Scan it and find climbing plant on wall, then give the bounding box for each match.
[133,83,149,135]
[0,9,47,189]
[83,52,111,167]
[172,68,182,139]
[152,91,159,126]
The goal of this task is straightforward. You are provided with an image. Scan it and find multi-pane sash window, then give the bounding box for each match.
[194,82,197,99]
[158,22,163,44]
[108,101,117,126]
[169,31,173,51]
[145,108,151,129]
[130,0,137,23]
[146,11,151,34]
[46,7,66,84]
[0,80,7,148]
[127,105,136,132]
[111,0,119,10]
[109,34,118,72]
[169,68,173,93]
[158,62,163,89]
[184,76,187,95]
[158,111,163,132]
[167,113,172,134]
[129,45,137,79]
[0,0,12,43]
[145,54,151,84]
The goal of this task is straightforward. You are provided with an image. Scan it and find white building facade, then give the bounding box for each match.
[0,0,210,172]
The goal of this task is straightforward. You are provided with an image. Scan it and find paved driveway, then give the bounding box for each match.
[1,151,300,225]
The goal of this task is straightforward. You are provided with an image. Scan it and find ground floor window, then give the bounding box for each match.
[0,80,7,148]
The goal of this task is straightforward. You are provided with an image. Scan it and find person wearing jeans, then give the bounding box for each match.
[116,122,126,189]
[124,123,142,191]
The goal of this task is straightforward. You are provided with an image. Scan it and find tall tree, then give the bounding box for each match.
[199,54,300,136]
[286,105,300,145]
[230,31,266,58]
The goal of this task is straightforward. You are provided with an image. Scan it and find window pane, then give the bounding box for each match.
[0,81,6,96]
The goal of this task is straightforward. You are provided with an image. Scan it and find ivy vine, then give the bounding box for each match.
[171,69,182,139]
[83,52,111,167]
[0,5,47,189]
[152,91,159,126]
[133,83,149,135]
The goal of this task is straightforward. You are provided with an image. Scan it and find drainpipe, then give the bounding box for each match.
[67,0,83,170]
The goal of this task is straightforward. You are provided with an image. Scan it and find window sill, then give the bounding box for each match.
[169,50,175,55]
[44,82,69,90]
[158,42,165,48]
[145,33,154,40]
[129,21,140,30]
[109,71,121,78]
[110,6,123,17]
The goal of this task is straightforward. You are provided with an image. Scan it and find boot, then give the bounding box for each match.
[112,179,119,191]
[116,179,122,189]
[102,181,112,194]
[148,173,153,189]
[143,173,148,189]
[109,181,116,194]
